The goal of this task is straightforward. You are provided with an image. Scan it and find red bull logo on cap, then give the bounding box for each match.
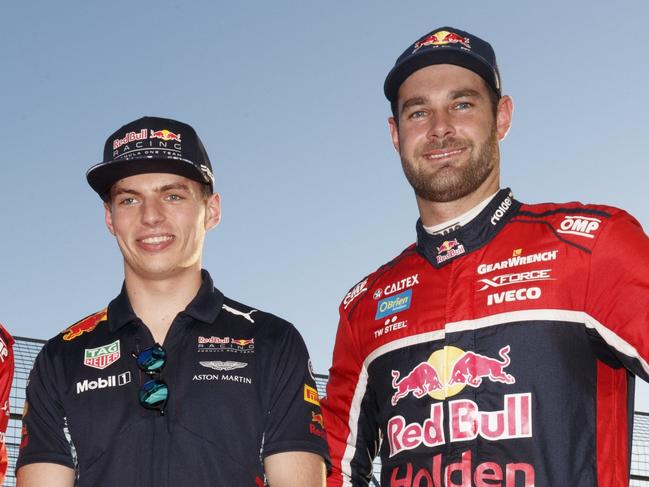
[62,309,108,341]
[150,129,182,142]
[390,345,515,404]
[413,30,471,52]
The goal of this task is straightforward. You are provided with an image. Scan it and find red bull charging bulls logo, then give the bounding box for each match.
[413,30,471,52]
[391,345,515,404]
[62,309,108,341]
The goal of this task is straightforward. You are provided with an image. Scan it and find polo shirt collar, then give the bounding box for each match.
[107,269,224,333]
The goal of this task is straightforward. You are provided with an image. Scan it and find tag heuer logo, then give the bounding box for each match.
[84,340,121,370]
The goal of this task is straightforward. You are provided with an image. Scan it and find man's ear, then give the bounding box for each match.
[104,202,116,236]
[205,193,221,230]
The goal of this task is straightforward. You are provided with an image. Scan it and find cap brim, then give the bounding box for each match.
[384,49,499,103]
[86,157,211,200]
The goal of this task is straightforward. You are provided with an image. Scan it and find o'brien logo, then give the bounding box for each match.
[413,30,470,52]
[375,290,412,320]
[113,129,147,150]
[84,340,121,370]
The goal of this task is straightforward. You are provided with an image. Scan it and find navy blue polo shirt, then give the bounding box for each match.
[18,271,329,486]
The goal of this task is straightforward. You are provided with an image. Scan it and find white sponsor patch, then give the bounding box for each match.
[557,215,601,239]
[199,361,248,371]
[76,371,131,394]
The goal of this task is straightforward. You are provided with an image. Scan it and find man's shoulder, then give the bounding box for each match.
[339,242,420,313]
[52,308,110,346]
[220,295,292,330]
[515,199,636,248]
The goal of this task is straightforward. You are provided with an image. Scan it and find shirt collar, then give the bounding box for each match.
[416,188,520,268]
[107,269,224,333]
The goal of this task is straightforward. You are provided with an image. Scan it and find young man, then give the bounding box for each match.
[17,117,328,487]
[322,27,649,486]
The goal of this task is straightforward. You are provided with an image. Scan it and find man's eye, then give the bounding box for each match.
[119,197,136,206]
[454,102,472,110]
[409,110,426,119]
[166,194,182,201]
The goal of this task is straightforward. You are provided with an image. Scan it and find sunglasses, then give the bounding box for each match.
[132,344,168,415]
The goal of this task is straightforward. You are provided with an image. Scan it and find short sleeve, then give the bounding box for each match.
[16,343,76,471]
[260,321,330,464]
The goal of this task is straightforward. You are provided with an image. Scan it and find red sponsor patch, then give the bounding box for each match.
[62,309,108,341]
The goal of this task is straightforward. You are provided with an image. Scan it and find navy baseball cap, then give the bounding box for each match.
[87,116,215,200]
[384,27,501,104]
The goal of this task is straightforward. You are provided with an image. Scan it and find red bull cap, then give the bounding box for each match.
[384,26,501,105]
[86,116,215,201]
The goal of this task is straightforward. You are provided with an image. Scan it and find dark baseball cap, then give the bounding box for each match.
[86,116,215,200]
[384,26,501,104]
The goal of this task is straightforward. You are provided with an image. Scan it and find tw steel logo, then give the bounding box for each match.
[391,345,514,405]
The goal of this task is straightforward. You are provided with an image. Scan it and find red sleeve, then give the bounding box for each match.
[0,324,15,483]
[321,304,376,487]
[585,210,649,378]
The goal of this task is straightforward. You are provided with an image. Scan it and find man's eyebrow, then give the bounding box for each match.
[449,89,483,99]
[112,187,141,197]
[158,183,191,193]
[400,96,428,115]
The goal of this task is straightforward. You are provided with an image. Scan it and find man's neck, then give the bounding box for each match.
[124,266,203,344]
[416,177,500,228]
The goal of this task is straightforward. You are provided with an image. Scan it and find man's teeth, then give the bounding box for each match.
[141,236,173,244]
[428,149,461,159]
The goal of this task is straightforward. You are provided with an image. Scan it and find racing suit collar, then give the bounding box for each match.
[416,188,520,268]
[107,269,225,332]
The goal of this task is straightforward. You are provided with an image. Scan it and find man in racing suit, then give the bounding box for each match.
[321,26,649,486]
[17,117,328,487]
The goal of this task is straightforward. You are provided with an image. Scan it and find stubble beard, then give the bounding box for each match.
[399,124,499,203]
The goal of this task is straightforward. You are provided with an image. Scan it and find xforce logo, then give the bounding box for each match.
[487,287,541,306]
[478,269,553,291]
[76,371,131,394]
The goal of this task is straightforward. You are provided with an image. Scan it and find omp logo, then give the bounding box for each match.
[487,287,541,306]
[557,215,601,238]
[477,269,552,291]
[343,279,368,309]
[76,371,131,394]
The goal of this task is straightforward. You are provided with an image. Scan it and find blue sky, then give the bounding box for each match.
[2,1,649,408]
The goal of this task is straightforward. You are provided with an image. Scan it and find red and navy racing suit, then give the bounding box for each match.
[0,324,13,484]
[322,188,649,486]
